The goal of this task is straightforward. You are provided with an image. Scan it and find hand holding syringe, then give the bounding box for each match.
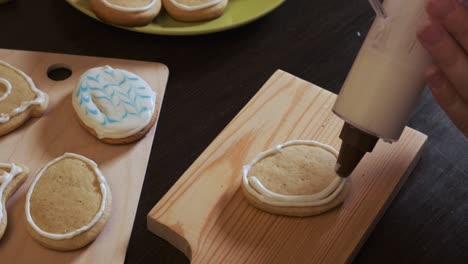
[367,0,467,138]
[417,0,468,137]
[333,0,432,176]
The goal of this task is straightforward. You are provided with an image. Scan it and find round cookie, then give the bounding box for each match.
[0,163,28,240]
[162,0,228,22]
[0,61,48,137]
[25,153,112,251]
[91,0,162,27]
[241,140,349,217]
[72,65,158,144]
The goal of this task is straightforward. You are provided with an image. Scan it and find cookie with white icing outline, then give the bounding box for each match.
[0,61,48,137]
[162,0,228,22]
[0,163,28,240]
[91,0,162,27]
[25,153,112,251]
[72,65,158,144]
[241,140,349,217]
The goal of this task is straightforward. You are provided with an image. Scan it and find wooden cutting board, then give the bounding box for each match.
[147,70,427,263]
[0,49,168,263]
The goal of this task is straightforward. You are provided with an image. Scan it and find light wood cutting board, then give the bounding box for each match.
[147,70,427,263]
[0,49,168,263]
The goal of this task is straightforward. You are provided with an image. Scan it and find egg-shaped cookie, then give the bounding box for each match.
[91,0,162,27]
[0,61,48,137]
[241,140,349,217]
[25,153,112,251]
[72,65,158,144]
[162,0,228,22]
[0,163,28,240]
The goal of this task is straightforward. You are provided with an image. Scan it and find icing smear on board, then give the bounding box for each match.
[0,163,23,220]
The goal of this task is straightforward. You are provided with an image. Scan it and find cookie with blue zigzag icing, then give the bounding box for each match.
[72,65,158,144]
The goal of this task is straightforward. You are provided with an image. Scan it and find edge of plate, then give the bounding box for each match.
[66,0,285,36]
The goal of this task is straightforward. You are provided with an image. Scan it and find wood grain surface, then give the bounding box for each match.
[0,49,168,263]
[148,70,427,263]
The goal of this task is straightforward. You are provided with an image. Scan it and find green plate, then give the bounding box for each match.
[66,0,285,36]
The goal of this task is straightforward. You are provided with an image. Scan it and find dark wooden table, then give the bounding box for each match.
[1,0,467,263]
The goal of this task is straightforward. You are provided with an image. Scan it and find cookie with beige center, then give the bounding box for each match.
[91,0,162,27]
[162,0,228,22]
[241,140,349,217]
[0,163,28,240]
[25,153,112,251]
[0,61,48,137]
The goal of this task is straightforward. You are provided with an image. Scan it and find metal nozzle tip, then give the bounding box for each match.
[335,143,365,178]
[335,162,349,178]
[335,123,379,178]
[335,163,341,173]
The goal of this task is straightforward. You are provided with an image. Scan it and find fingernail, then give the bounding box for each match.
[419,23,444,46]
[458,0,468,7]
[427,71,445,92]
[428,0,454,19]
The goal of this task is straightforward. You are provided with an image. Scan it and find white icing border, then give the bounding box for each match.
[101,0,157,12]
[0,163,23,220]
[0,61,47,124]
[0,78,12,102]
[169,0,223,11]
[25,153,108,240]
[242,140,345,207]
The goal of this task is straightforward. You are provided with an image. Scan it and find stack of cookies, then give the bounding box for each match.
[91,0,229,27]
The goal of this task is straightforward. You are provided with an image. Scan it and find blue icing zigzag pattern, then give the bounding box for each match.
[75,67,154,125]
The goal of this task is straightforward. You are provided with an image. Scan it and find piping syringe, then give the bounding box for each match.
[333,0,431,177]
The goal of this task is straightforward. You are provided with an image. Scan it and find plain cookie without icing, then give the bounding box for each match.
[162,0,228,22]
[91,0,162,27]
[25,153,112,251]
[72,65,158,144]
[241,140,349,217]
[0,163,28,240]
[0,61,48,137]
